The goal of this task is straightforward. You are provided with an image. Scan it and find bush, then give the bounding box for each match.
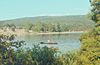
[0,34,63,65]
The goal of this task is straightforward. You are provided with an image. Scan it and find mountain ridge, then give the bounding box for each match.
[0,15,94,30]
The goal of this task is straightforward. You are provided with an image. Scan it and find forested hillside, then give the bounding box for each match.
[0,15,94,32]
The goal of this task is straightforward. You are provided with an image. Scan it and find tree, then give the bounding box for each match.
[0,34,25,65]
[77,0,100,65]
[56,23,61,32]
[10,24,16,32]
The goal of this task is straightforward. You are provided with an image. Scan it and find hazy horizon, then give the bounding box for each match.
[0,0,90,20]
[0,15,86,21]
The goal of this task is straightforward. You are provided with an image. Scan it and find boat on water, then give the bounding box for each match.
[40,42,58,44]
[40,40,58,44]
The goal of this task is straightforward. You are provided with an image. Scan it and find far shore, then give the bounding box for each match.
[0,30,86,36]
[37,31,85,35]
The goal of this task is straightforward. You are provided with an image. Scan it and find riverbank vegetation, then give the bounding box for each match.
[0,34,77,65]
[0,15,94,33]
[0,0,100,65]
[0,22,93,33]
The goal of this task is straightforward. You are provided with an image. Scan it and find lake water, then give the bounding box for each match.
[17,33,81,53]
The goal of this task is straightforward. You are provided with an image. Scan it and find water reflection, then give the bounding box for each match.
[17,33,81,52]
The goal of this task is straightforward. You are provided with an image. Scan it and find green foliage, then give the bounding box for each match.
[3,24,16,32]
[0,1,99,65]
[77,0,100,65]
[0,34,63,65]
[0,15,94,32]
[58,52,78,65]
[22,22,70,32]
[0,34,25,65]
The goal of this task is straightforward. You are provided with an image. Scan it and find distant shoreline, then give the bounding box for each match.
[37,31,84,35]
[0,30,85,36]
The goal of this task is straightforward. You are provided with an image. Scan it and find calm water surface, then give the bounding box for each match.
[17,33,81,52]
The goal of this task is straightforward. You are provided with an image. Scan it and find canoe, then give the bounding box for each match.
[40,42,58,44]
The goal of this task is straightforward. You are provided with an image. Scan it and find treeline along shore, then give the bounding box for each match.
[0,21,87,35]
[0,28,85,36]
[0,15,94,35]
[0,17,94,36]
